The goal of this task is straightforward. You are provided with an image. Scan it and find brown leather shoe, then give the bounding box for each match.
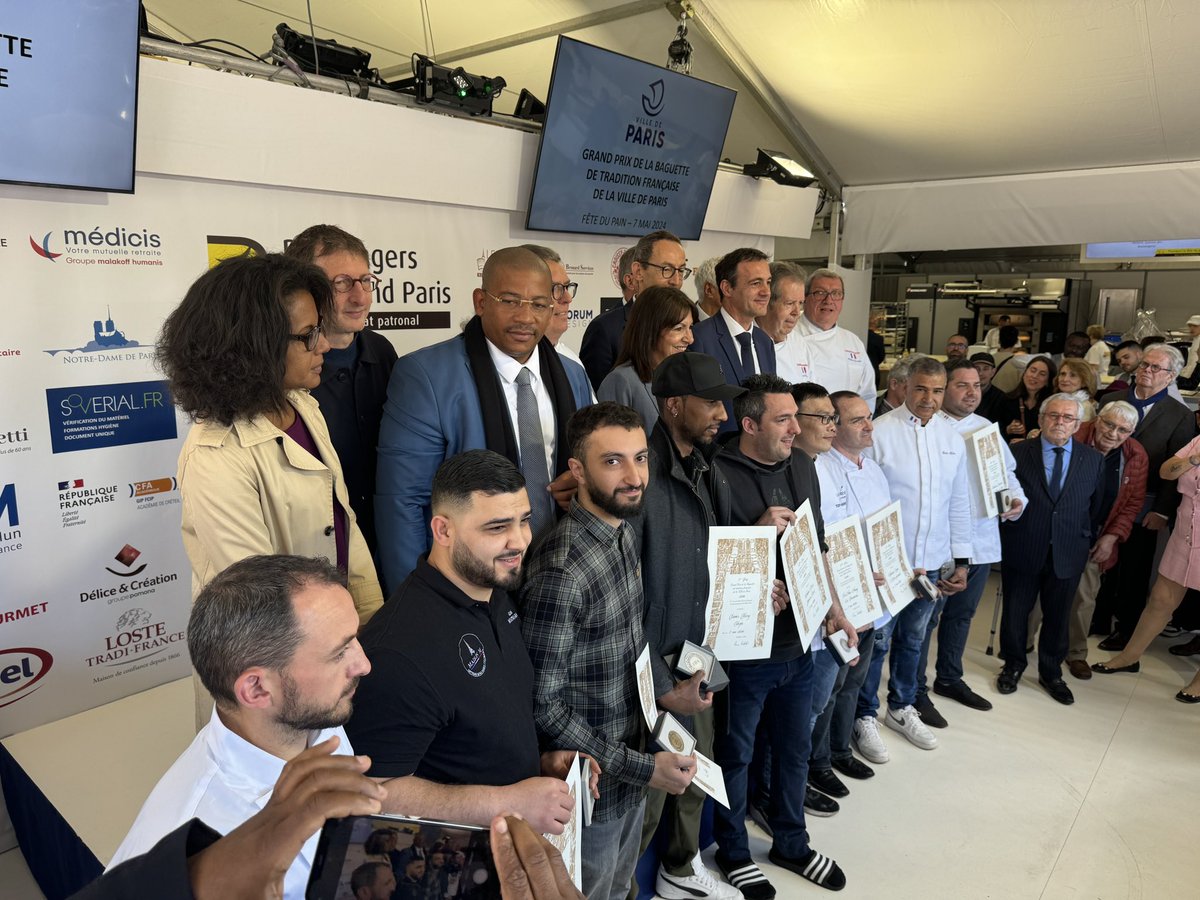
[1067,659,1092,680]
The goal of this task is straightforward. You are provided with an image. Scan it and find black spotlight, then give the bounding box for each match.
[390,54,506,117]
[274,23,373,79]
[742,149,817,188]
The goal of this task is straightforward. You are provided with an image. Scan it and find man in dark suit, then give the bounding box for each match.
[689,248,777,433]
[998,393,1105,705]
[1096,343,1197,648]
[579,230,688,389]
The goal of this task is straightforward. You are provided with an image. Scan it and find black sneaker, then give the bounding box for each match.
[831,755,874,780]
[914,694,948,728]
[716,856,776,900]
[803,786,839,816]
[933,678,994,711]
[808,767,849,798]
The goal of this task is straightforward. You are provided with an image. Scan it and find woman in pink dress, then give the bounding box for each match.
[1094,433,1200,702]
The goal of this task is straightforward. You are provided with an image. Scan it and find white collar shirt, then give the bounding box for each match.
[720,308,762,375]
[815,447,894,629]
[865,407,974,570]
[108,709,352,900]
[936,411,1027,564]
[793,315,877,408]
[487,339,557,479]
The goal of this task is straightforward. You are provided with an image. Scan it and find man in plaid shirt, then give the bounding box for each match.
[522,402,696,900]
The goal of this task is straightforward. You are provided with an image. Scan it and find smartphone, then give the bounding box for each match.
[307,814,500,900]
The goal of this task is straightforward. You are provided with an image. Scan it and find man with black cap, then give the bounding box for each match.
[971,352,1008,424]
[631,352,743,900]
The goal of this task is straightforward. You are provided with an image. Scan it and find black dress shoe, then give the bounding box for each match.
[997,667,1022,694]
[933,679,994,711]
[1097,631,1128,652]
[1170,635,1200,657]
[914,694,948,728]
[831,755,875,780]
[1175,689,1200,704]
[803,786,839,817]
[1038,676,1075,705]
[808,767,849,798]
[1091,660,1140,674]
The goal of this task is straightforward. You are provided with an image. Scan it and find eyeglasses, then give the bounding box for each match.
[1042,412,1078,423]
[1136,360,1173,375]
[289,320,325,352]
[807,289,845,301]
[482,290,554,315]
[551,281,579,302]
[1097,418,1134,436]
[330,274,381,293]
[797,412,840,426]
[639,261,693,280]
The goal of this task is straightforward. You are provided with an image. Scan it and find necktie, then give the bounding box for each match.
[516,367,553,535]
[736,331,755,377]
[1048,446,1064,501]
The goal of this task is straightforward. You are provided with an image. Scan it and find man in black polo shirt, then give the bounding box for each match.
[346,450,587,834]
[286,224,398,562]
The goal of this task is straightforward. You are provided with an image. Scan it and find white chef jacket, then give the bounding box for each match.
[793,315,877,409]
[109,708,352,900]
[865,408,973,570]
[936,411,1027,565]
[774,331,807,384]
[816,447,895,629]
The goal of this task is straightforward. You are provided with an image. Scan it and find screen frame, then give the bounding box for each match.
[0,0,142,194]
[524,35,735,240]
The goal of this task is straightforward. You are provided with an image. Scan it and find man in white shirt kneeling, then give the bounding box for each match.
[109,554,371,900]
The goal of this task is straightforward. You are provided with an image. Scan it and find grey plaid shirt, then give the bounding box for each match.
[520,500,655,822]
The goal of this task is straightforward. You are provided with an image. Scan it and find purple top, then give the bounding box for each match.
[284,411,348,572]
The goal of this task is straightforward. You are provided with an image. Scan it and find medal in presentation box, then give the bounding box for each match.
[668,640,729,693]
[652,711,697,757]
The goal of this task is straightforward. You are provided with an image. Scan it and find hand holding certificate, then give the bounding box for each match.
[779,500,834,651]
[703,526,777,661]
[822,515,883,629]
[964,422,1009,518]
[865,501,917,614]
[541,751,583,890]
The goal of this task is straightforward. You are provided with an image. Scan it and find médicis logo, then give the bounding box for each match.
[29,226,164,268]
[0,647,53,709]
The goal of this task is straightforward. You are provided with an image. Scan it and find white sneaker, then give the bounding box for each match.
[656,858,743,900]
[852,715,890,764]
[885,704,939,750]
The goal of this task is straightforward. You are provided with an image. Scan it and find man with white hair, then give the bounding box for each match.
[793,268,876,408]
[1095,343,1196,650]
[756,262,807,383]
[997,394,1104,705]
[692,256,722,320]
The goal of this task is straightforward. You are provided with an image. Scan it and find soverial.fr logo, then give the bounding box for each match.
[29,232,62,261]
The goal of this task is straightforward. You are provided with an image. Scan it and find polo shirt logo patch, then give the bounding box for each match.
[507,609,519,624]
[459,633,487,677]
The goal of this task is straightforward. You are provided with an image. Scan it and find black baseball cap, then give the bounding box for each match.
[970,352,996,366]
[652,352,746,400]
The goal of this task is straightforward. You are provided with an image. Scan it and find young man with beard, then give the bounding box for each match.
[912,360,1026,727]
[522,403,696,900]
[346,450,587,835]
[110,555,374,899]
[713,375,850,898]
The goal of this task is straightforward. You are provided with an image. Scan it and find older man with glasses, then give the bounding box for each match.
[1095,343,1197,651]
[791,268,876,409]
[997,394,1105,705]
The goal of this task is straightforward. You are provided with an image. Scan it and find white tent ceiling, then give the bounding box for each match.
[143,0,1200,191]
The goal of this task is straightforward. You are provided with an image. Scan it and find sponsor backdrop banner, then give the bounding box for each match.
[0,173,769,737]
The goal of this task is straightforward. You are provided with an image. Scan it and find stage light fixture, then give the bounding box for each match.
[742,149,816,188]
[390,54,506,117]
[513,88,546,123]
[274,23,373,79]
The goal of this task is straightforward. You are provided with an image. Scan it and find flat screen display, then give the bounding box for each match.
[1,0,140,193]
[1084,240,1200,260]
[526,37,736,240]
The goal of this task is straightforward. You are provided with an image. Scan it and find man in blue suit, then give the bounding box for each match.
[998,393,1105,705]
[375,247,593,592]
[579,231,689,389]
[689,248,777,433]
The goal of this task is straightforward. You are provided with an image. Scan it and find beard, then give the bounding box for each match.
[451,540,522,592]
[276,672,359,732]
[585,480,645,520]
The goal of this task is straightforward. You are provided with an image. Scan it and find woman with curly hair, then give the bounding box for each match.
[158,254,383,726]
[596,286,698,434]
